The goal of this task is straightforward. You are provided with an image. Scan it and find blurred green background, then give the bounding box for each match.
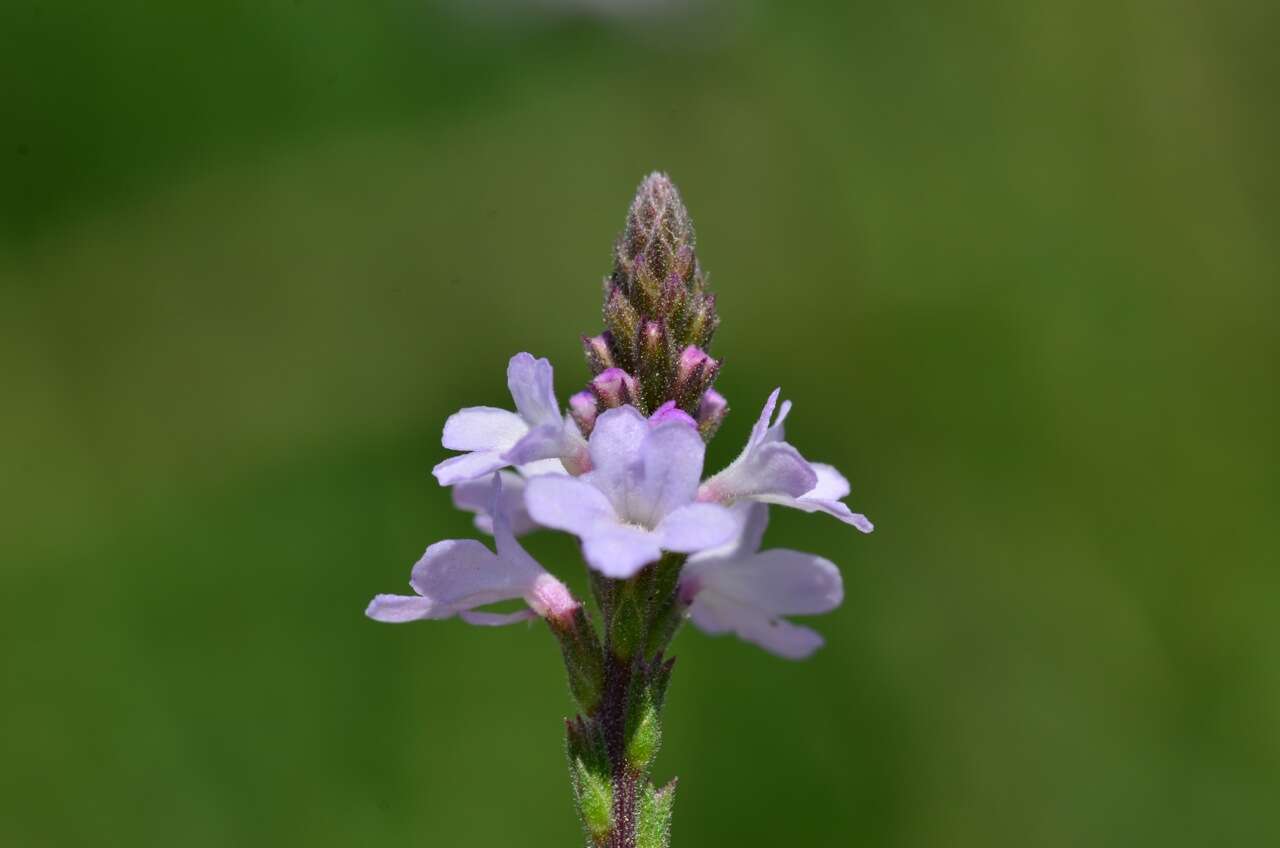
[2,1,1276,845]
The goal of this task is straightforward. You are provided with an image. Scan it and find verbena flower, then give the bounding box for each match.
[699,388,874,532]
[525,406,737,578]
[366,173,874,847]
[451,469,539,536]
[680,503,842,659]
[432,352,589,486]
[367,474,577,626]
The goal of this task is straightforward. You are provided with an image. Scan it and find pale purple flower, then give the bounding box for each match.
[367,475,577,626]
[680,503,842,659]
[450,456,570,537]
[451,470,539,537]
[432,353,589,486]
[525,406,737,578]
[698,389,873,533]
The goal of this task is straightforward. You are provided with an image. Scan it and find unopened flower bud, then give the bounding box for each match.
[631,252,664,315]
[582,333,615,375]
[569,390,599,436]
[674,345,720,410]
[676,344,709,379]
[673,244,696,285]
[658,273,686,320]
[637,320,672,411]
[591,367,638,409]
[681,293,719,350]
[696,389,728,440]
[619,172,694,277]
[603,287,640,371]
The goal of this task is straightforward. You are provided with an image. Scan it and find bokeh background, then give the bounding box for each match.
[3,1,1277,845]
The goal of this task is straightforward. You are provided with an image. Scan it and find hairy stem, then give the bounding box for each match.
[601,654,638,848]
[564,556,684,847]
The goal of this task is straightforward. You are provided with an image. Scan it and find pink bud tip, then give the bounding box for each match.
[569,390,599,434]
[584,333,611,359]
[696,389,729,438]
[582,333,616,375]
[591,367,638,408]
[698,388,727,419]
[677,345,719,383]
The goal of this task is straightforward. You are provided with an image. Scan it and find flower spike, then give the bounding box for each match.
[366,173,876,847]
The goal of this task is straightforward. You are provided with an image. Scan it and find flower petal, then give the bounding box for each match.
[459,609,539,626]
[633,421,706,525]
[687,594,824,658]
[368,476,563,627]
[786,463,874,531]
[441,407,528,452]
[700,441,817,503]
[516,457,569,477]
[451,471,536,536]
[807,463,851,500]
[656,502,738,553]
[365,594,438,623]
[698,390,821,505]
[733,617,825,660]
[507,353,560,428]
[584,406,649,512]
[648,400,698,429]
[690,502,770,562]
[410,539,537,611]
[683,548,841,658]
[500,422,565,466]
[698,549,842,616]
[581,524,664,578]
[763,398,792,444]
[588,406,649,473]
[432,450,509,486]
[525,475,618,538]
[758,492,875,533]
[746,388,781,451]
[490,476,545,580]
[558,425,593,475]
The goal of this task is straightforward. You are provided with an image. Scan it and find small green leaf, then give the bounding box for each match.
[636,778,677,848]
[609,581,646,660]
[625,700,662,772]
[573,759,613,842]
[551,607,604,714]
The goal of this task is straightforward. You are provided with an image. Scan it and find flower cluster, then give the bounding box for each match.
[366,173,872,847]
[384,365,871,655]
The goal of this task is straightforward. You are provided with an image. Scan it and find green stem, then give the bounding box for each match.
[562,557,684,847]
